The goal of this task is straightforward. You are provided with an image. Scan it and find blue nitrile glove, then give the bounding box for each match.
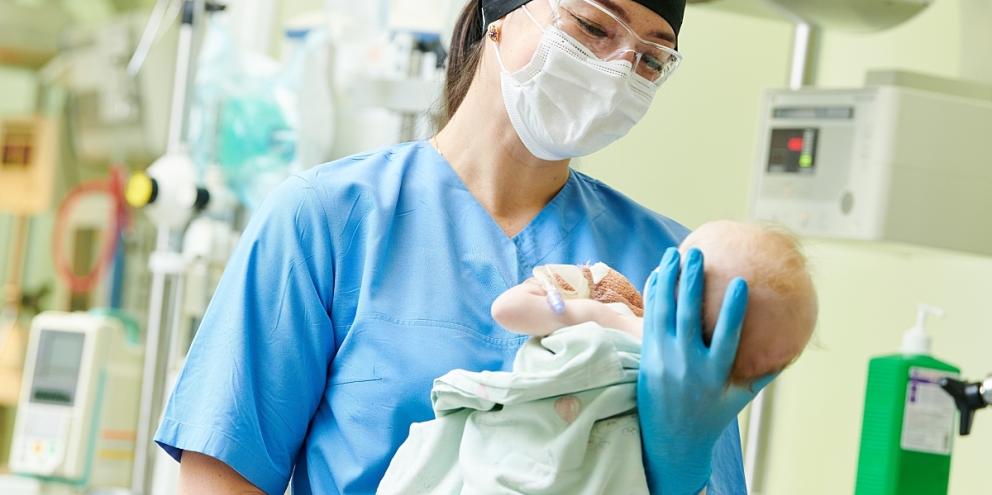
[638,247,777,495]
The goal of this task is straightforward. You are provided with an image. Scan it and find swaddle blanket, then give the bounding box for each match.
[377,323,649,495]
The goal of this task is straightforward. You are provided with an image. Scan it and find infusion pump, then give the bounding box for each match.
[751,84,992,255]
[9,312,142,489]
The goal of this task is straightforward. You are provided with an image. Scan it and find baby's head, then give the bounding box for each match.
[680,221,817,386]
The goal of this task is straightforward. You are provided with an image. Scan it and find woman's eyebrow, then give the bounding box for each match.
[648,30,676,45]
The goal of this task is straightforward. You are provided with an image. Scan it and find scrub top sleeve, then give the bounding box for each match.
[155,175,336,495]
[707,420,748,494]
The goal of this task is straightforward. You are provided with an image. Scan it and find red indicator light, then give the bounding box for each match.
[787,137,804,152]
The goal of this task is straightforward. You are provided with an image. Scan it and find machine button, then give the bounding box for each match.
[125,172,157,207]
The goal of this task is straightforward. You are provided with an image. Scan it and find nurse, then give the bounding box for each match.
[157,0,774,493]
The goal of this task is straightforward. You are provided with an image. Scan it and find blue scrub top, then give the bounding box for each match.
[155,141,747,494]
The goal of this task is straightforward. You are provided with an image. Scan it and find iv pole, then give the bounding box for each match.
[743,18,819,495]
[131,1,201,492]
[1,216,29,322]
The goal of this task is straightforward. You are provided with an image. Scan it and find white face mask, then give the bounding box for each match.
[496,6,659,161]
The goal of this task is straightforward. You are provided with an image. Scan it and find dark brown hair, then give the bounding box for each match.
[442,0,487,126]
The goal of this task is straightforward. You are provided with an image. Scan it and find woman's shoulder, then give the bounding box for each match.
[300,141,424,188]
[570,170,691,244]
[289,141,431,210]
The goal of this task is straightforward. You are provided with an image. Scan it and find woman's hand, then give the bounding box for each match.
[637,247,776,495]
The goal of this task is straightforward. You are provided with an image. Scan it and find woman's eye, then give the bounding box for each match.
[573,15,608,38]
[641,54,668,75]
[642,55,666,74]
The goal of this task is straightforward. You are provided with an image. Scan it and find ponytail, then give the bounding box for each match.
[441,0,486,126]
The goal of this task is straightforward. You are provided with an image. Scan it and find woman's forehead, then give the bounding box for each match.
[593,0,678,45]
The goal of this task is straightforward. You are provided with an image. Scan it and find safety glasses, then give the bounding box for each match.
[526,0,683,85]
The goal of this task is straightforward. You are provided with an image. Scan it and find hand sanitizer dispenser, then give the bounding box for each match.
[854,304,960,495]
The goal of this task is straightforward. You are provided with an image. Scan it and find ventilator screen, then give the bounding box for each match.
[767,128,818,174]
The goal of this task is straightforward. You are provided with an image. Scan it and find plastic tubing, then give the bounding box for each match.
[51,167,129,294]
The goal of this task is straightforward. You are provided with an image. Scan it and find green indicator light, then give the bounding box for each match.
[799,155,813,167]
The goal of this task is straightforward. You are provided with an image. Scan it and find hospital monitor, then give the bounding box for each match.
[751,83,992,256]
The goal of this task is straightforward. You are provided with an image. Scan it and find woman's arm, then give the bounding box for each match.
[179,452,264,494]
[157,177,339,494]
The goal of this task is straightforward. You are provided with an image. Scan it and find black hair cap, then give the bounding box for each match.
[481,0,685,37]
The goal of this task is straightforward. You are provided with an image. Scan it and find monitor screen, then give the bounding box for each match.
[30,330,86,406]
[767,128,819,175]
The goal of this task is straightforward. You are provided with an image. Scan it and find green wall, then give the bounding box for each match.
[584,2,992,494]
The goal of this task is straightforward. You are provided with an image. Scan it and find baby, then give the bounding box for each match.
[492,220,818,385]
[377,221,817,494]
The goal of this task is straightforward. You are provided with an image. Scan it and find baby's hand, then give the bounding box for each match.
[491,280,596,337]
[492,281,643,338]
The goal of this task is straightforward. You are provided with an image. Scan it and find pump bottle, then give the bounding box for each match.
[854,304,960,495]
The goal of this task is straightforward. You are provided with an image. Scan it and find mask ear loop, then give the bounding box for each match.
[492,1,551,74]
[483,0,554,74]
[523,1,548,29]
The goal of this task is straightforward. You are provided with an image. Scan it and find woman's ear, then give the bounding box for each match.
[487,20,503,43]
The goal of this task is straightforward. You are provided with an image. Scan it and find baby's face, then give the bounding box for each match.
[680,221,817,385]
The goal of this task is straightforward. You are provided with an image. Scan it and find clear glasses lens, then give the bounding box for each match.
[552,0,681,84]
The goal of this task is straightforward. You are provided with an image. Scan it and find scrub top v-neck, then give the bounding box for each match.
[155,141,748,494]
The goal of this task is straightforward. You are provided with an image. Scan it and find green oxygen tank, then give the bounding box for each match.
[855,304,960,495]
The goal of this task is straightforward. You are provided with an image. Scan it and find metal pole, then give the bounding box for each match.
[132,226,176,494]
[742,23,821,491]
[744,385,771,494]
[2,215,29,313]
[166,0,196,154]
[400,42,423,142]
[165,270,186,375]
[1,216,30,351]
[788,22,819,90]
[131,1,201,491]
